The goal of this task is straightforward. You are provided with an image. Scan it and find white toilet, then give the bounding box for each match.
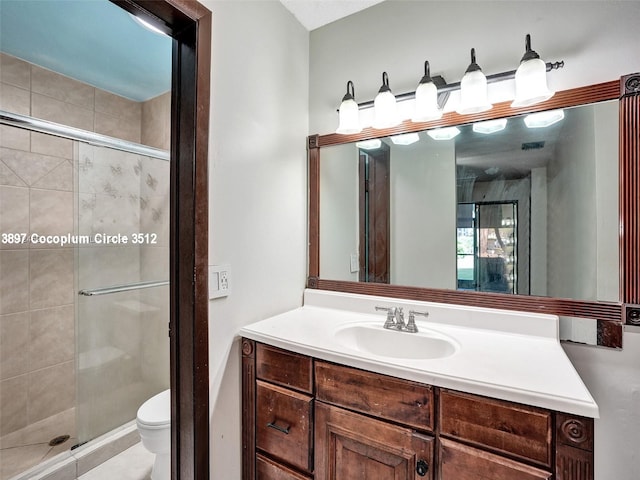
[137,389,171,480]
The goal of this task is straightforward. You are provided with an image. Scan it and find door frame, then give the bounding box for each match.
[112,1,211,478]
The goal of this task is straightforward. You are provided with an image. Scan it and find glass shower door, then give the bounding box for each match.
[75,142,169,443]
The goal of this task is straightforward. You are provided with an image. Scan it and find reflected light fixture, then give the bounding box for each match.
[427,126,460,141]
[412,61,442,122]
[356,139,382,150]
[390,132,420,145]
[524,109,565,128]
[336,81,362,134]
[373,72,400,129]
[473,118,507,134]
[458,48,492,114]
[512,34,554,107]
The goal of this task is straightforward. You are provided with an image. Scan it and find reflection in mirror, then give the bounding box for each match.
[320,100,619,302]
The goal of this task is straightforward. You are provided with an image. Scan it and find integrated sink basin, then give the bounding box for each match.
[334,323,458,360]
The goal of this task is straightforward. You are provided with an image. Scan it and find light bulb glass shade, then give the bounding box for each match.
[412,81,442,122]
[473,118,507,134]
[427,126,460,141]
[512,57,554,107]
[336,97,362,134]
[373,90,400,129]
[390,133,420,145]
[458,69,492,114]
[356,139,382,150]
[524,109,564,128]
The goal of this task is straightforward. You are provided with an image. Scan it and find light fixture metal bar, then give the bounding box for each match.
[349,61,564,111]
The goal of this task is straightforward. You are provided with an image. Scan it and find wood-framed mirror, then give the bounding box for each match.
[308,73,640,349]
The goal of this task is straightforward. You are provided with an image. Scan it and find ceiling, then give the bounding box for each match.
[0,0,172,102]
[279,0,385,31]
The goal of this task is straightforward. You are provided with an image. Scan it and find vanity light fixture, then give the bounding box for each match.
[473,118,508,134]
[512,34,554,107]
[334,34,564,134]
[373,72,400,129]
[524,109,565,128]
[427,126,460,141]
[336,81,362,134]
[412,61,443,122]
[355,139,383,150]
[390,132,420,145]
[458,48,492,114]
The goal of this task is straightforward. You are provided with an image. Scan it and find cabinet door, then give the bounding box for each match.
[439,438,552,480]
[315,402,434,480]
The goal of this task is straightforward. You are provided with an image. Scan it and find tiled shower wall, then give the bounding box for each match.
[0,52,170,439]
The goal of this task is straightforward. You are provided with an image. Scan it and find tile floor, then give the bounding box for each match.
[78,442,153,480]
[1,410,152,480]
[0,409,76,480]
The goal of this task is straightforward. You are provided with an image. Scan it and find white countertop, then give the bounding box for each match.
[240,289,598,418]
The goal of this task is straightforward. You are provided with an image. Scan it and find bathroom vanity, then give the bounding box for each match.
[240,290,597,480]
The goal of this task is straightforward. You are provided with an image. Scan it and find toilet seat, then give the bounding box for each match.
[137,389,170,428]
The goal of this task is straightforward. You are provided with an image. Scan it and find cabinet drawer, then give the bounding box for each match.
[439,390,552,467]
[257,343,313,393]
[256,380,313,473]
[439,438,552,480]
[256,454,312,480]
[315,361,434,432]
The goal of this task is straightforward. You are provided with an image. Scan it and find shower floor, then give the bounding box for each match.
[0,408,77,480]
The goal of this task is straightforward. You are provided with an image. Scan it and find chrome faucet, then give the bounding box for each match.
[375,306,428,333]
[406,310,429,333]
[394,307,406,330]
[375,306,398,329]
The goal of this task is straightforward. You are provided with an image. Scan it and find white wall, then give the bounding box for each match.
[310,0,640,134]
[319,143,359,281]
[530,167,548,296]
[547,106,597,299]
[391,137,456,288]
[202,1,309,478]
[309,2,640,478]
[594,102,619,301]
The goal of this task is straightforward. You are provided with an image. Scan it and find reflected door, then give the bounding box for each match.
[457,202,517,294]
[359,144,390,283]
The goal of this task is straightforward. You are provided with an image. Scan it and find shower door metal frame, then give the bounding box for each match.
[111,1,211,479]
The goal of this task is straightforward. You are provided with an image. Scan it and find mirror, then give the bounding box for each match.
[308,76,640,349]
[319,101,619,303]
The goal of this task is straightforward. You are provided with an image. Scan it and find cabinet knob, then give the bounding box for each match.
[416,459,429,476]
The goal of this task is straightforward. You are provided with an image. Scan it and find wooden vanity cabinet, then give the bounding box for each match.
[242,339,594,480]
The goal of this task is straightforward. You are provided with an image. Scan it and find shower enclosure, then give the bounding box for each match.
[0,110,170,479]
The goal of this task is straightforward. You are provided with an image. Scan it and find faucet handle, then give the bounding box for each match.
[406,310,429,333]
[375,306,397,329]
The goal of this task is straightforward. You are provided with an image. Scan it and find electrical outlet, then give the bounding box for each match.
[209,264,231,299]
[219,270,229,291]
